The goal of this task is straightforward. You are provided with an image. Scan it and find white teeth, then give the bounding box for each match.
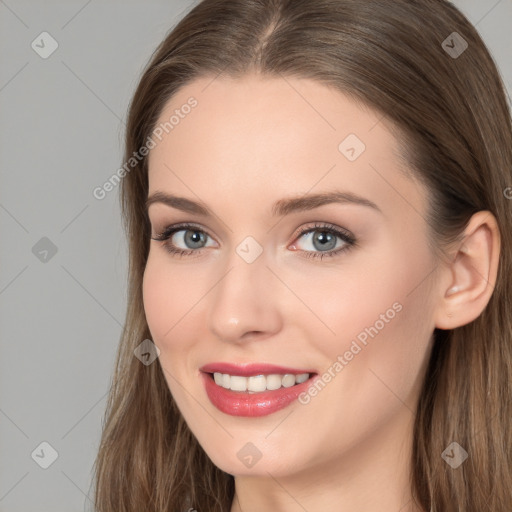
[266,374,282,390]
[295,373,309,384]
[248,375,266,392]
[229,375,247,391]
[212,372,311,393]
[282,374,296,388]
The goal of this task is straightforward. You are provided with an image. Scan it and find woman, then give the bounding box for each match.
[93,0,512,510]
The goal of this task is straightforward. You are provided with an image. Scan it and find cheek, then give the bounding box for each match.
[289,243,430,340]
[142,251,220,373]
[142,254,201,348]
[142,257,201,401]
[295,237,435,387]
[326,248,435,407]
[142,260,171,342]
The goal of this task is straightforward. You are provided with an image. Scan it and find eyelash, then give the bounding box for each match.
[151,222,357,260]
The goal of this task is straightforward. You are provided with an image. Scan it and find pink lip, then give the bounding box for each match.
[199,362,318,417]
[199,362,316,376]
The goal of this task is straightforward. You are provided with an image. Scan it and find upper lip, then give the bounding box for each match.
[200,362,317,376]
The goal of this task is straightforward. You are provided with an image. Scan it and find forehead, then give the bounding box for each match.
[146,73,427,221]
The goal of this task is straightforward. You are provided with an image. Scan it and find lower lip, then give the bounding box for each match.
[201,371,317,417]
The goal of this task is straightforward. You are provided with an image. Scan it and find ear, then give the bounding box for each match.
[434,210,501,330]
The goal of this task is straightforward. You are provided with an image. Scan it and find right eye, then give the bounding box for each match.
[151,223,217,257]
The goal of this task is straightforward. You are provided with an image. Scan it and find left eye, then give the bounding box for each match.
[290,223,356,258]
[294,229,346,252]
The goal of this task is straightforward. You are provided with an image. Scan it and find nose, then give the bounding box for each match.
[208,253,283,344]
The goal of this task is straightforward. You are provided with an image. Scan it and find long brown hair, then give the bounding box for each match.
[92,1,512,510]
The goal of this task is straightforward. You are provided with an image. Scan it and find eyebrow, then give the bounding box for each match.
[145,190,382,217]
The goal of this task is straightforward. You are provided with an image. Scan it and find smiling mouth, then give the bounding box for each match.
[201,368,319,417]
[206,371,315,393]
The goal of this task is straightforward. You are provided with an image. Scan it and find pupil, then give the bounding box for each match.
[185,230,205,248]
[314,231,335,251]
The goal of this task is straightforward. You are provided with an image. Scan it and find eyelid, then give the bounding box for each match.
[292,221,355,243]
[152,222,218,243]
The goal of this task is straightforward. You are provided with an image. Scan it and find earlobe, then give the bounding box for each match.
[434,211,501,330]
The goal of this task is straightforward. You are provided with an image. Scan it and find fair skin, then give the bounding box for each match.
[142,73,500,512]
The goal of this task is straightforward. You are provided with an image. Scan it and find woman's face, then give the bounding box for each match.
[143,73,440,477]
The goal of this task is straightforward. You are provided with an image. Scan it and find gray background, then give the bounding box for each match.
[0,1,510,510]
